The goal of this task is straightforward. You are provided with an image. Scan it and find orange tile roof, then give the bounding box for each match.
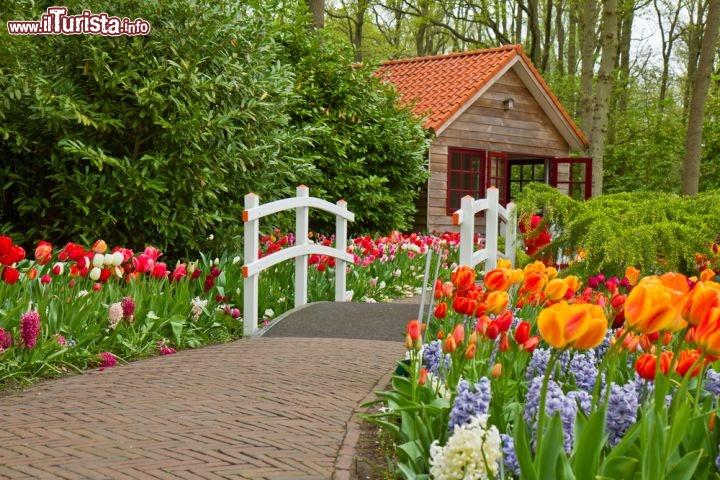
[376,44,588,147]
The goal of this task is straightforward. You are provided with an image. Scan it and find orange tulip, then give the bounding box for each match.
[563,275,583,294]
[484,268,510,291]
[694,306,720,357]
[659,272,690,294]
[524,260,546,277]
[464,343,477,359]
[701,269,716,282]
[443,336,457,353]
[418,367,428,386]
[92,239,108,254]
[545,278,569,302]
[675,349,703,377]
[536,301,608,350]
[625,266,640,287]
[485,291,509,315]
[635,351,673,380]
[681,281,720,326]
[491,362,502,378]
[624,276,687,334]
[451,265,476,292]
[34,241,53,266]
[452,323,465,345]
[523,272,547,294]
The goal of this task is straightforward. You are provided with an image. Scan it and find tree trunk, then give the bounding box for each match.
[527,0,543,65]
[683,0,707,121]
[608,0,634,144]
[515,1,524,43]
[682,0,720,195]
[654,0,681,106]
[579,0,598,134]
[353,0,368,62]
[589,0,619,197]
[541,0,554,71]
[307,0,325,29]
[567,0,578,76]
[556,0,566,75]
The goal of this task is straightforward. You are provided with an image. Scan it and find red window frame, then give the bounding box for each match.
[549,157,592,200]
[486,151,508,205]
[446,148,485,215]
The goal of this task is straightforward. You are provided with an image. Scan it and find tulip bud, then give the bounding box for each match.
[111,251,124,266]
[452,324,465,345]
[499,332,510,352]
[89,267,101,281]
[443,336,457,353]
[522,336,540,353]
[40,274,51,285]
[52,263,64,276]
[514,321,530,345]
[405,333,414,350]
[418,367,428,386]
[491,362,502,378]
[468,332,478,345]
[92,239,107,254]
[464,343,476,359]
[26,267,38,280]
[92,254,104,269]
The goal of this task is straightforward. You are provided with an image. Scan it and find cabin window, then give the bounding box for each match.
[508,159,547,203]
[447,148,485,215]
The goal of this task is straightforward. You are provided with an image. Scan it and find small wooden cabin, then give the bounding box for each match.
[376,44,590,232]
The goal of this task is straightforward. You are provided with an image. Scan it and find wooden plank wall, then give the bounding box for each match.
[426,67,570,232]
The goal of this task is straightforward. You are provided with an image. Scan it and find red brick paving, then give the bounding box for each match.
[0,336,403,479]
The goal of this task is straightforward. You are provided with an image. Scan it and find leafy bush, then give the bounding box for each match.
[0,0,314,255]
[515,183,720,277]
[278,26,431,233]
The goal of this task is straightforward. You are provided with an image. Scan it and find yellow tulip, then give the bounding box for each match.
[624,276,687,334]
[545,278,569,302]
[537,301,608,350]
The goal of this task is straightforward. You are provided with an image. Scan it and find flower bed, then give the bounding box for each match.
[366,261,720,479]
[0,232,460,387]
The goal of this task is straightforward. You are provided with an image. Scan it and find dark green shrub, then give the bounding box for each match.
[278,26,431,233]
[0,0,314,255]
[515,183,720,277]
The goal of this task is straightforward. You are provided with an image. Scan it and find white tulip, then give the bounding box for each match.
[89,267,101,281]
[92,253,104,269]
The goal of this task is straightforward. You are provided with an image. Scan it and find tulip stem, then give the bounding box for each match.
[534,350,559,467]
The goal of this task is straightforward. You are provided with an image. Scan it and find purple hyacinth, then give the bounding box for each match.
[20,311,40,349]
[705,368,720,397]
[501,433,521,476]
[423,340,451,376]
[526,348,552,380]
[605,382,638,446]
[569,351,599,392]
[524,377,581,453]
[0,327,13,350]
[568,389,593,417]
[448,377,491,431]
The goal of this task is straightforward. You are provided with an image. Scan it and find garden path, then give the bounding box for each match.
[0,300,421,480]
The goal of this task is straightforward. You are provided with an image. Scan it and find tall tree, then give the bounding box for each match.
[589,0,619,196]
[653,0,682,106]
[682,0,720,195]
[307,0,325,28]
[579,0,598,133]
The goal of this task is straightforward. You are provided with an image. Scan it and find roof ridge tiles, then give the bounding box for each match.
[380,44,522,66]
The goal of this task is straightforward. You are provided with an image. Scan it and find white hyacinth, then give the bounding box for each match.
[429,415,502,480]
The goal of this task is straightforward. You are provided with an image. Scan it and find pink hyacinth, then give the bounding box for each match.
[0,327,13,351]
[121,296,135,319]
[98,352,116,370]
[20,311,40,349]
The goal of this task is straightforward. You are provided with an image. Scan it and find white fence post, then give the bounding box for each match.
[453,187,516,271]
[242,186,355,336]
[243,193,260,336]
[485,187,499,270]
[505,202,517,266]
[458,195,474,267]
[295,186,309,309]
[335,200,348,302]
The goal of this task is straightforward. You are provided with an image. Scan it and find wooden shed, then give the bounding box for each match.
[376,44,590,232]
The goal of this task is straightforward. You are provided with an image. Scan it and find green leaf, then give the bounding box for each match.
[666,450,704,480]
[572,406,607,479]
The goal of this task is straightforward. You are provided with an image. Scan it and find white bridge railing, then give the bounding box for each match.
[453,187,517,270]
[242,185,355,336]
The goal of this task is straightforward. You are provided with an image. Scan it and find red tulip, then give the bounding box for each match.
[406,320,421,342]
[434,302,447,319]
[514,321,531,345]
[1,266,19,284]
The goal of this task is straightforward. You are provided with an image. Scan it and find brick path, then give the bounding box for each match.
[0,335,405,479]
